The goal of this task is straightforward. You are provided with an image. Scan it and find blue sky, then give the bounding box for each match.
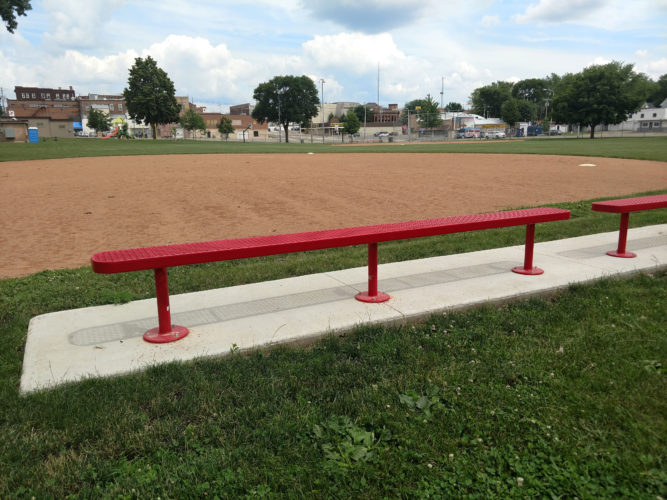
[1,0,666,112]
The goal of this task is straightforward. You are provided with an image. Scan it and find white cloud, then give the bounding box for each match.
[637,58,667,79]
[141,35,257,101]
[302,32,406,74]
[41,0,126,50]
[514,0,606,24]
[481,15,500,27]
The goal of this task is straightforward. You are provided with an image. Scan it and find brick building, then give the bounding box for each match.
[6,98,81,138]
[14,86,76,101]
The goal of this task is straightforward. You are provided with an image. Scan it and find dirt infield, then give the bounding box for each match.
[1,153,665,278]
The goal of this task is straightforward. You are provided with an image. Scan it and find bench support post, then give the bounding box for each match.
[355,243,390,303]
[607,212,636,258]
[143,267,190,343]
[512,224,544,275]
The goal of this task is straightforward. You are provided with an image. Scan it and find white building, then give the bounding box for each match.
[609,98,667,133]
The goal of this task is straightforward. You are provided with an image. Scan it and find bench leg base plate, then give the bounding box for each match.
[512,266,544,276]
[143,325,190,343]
[606,250,636,258]
[355,291,391,303]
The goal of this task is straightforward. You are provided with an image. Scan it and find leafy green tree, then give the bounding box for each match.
[251,75,319,143]
[217,116,234,141]
[1,0,31,33]
[352,104,374,123]
[517,99,538,122]
[401,94,442,128]
[501,99,521,127]
[179,108,205,139]
[445,102,463,112]
[647,74,667,106]
[87,108,111,134]
[469,81,513,117]
[123,56,180,140]
[552,62,648,138]
[342,109,361,138]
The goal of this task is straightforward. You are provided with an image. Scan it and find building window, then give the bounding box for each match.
[109,104,114,111]
[640,113,644,118]
[32,93,36,98]
[653,113,657,117]
[55,93,60,100]
[654,122,661,127]
[641,122,649,128]
[118,104,122,111]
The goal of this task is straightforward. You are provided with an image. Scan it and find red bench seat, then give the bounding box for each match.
[592,194,667,258]
[92,207,570,343]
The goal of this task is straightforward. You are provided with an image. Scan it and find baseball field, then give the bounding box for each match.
[0,137,665,498]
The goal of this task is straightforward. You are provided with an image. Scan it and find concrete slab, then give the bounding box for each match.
[20,225,667,394]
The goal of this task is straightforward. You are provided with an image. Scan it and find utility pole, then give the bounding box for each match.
[377,63,380,106]
[319,78,325,144]
[440,77,444,109]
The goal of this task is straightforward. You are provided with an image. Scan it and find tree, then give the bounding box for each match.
[552,61,648,138]
[647,74,667,106]
[217,116,234,141]
[501,99,521,128]
[351,104,374,123]
[401,94,443,129]
[123,56,180,140]
[445,102,463,112]
[516,99,538,122]
[1,0,31,33]
[342,109,360,139]
[179,108,205,139]
[469,81,513,117]
[87,108,111,135]
[251,75,319,143]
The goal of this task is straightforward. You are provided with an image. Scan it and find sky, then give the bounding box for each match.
[1,0,666,112]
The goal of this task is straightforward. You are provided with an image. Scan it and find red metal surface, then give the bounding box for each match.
[92,207,571,342]
[592,195,667,258]
[144,267,189,343]
[91,208,570,274]
[607,212,637,258]
[144,325,189,343]
[591,194,667,214]
[512,224,544,275]
[355,243,390,303]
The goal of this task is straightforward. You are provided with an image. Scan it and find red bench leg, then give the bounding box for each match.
[143,267,190,343]
[355,243,390,303]
[512,224,544,275]
[607,212,636,258]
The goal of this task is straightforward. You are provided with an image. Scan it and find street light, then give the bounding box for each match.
[319,78,325,144]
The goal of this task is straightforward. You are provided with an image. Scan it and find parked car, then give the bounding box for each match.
[485,130,506,139]
[374,131,389,137]
[456,127,481,138]
[548,128,563,135]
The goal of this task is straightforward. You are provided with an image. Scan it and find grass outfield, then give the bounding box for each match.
[1,136,667,162]
[0,137,665,496]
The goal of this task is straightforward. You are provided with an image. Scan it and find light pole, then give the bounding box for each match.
[319,78,325,144]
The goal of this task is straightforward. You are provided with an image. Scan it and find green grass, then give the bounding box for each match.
[1,136,667,161]
[0,191,666,498]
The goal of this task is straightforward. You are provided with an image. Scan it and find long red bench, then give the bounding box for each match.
[91,207,570,344]
[592,194,667,258]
